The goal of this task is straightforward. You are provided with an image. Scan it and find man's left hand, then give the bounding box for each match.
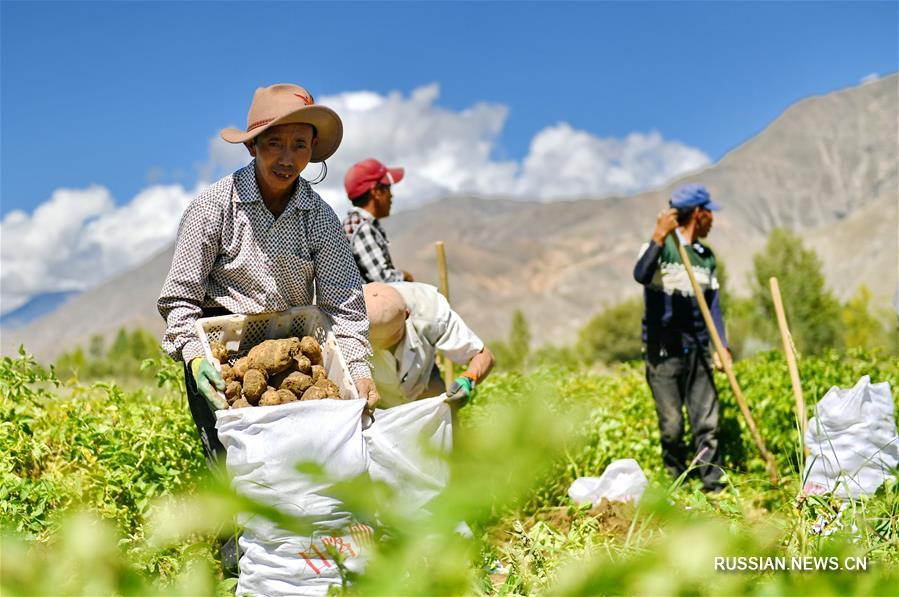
[355,378,380,409]
[445,375,475,407]
[713,348,733,372]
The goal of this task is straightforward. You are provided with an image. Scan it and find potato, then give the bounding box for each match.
[277,389,297,404]
[231,397,252,409]
[294,354,312,375]
[281,371,313,397]
[243,369,268,404]
[269,362,299,388]
[285,337,302,358]
[247,339,295,375]
[314,378,340,398]
[259,388,281,406]
[224,380,242,404]
[232,357,250,380]
[299,336,322,366]
[310,365,326,384]
[210,341,229,364]
[221,335,328,403]
[301,386,328,401]
[221,363,235,383]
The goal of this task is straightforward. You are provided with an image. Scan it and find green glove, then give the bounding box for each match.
[191,358,227,410]
[445,375,475,407]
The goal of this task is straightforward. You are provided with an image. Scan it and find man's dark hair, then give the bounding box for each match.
[350,190,372,207]
[675,205,699,226]
[351,183,388,208]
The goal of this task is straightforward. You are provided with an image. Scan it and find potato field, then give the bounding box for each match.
[1,345,897,595]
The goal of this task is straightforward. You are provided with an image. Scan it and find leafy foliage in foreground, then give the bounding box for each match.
[1,351,202,541]
[1,346,897,595]
[0,350,217,594]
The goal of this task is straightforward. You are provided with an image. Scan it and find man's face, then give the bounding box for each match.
[695,207,714,238]
[370,184,393,218]
[248,123,317,195]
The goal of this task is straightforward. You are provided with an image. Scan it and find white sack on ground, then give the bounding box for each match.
[804,376,899,499]
[568,458,649,505]
[216,399,372,597]
[363,395,453,511]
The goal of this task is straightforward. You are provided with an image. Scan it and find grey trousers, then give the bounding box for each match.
[645,345,724,490]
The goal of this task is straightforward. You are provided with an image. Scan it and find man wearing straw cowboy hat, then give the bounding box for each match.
[342,158,415,283]
[633,183,730,493]
[158,83,380,466]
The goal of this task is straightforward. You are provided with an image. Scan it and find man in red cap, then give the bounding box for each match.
[343,158,414,283]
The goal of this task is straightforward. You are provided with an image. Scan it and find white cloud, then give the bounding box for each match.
[514,125,709,199]
[860,73,880,85]
[1,184,195,314]
[199,83,710,212]
[2,83,709,314]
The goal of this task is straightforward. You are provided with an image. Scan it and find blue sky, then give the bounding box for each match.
[0,1,896,313]
[2,1,895,216]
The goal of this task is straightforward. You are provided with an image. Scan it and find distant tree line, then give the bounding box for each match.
[54,328,166,382]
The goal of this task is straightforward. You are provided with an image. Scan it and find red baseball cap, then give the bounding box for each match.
[344,158,404,200]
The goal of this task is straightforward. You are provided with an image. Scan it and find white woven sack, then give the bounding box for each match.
[804,376,899,498]
[364,395,453,512]
[216,398,371,597]
[568,458,649,505]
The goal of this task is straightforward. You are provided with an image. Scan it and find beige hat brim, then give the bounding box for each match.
[220,105,343,163]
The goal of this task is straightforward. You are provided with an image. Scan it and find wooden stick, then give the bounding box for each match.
[435,241,454,392]
[673,234,779,483]
[769,277,807,446]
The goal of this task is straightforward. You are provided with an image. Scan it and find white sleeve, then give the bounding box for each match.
[394,282,485,365]
[436,306,485,364]
[421,291,484,364]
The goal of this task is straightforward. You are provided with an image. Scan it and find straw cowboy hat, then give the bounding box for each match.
[220,83,342,163]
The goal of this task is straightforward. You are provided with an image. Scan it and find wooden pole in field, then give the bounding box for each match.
[769,276,807,445]
[673,234,779,483]
[435,241,454,392]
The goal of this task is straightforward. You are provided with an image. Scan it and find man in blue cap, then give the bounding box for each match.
[633,183,730,493]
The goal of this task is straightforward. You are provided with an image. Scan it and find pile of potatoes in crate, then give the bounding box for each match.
[210,336,343,409]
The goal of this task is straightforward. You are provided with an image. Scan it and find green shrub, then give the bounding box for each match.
[55,328,166,383]
[749,229,844,355]
[490,310,532,372]
[577,297,644,365]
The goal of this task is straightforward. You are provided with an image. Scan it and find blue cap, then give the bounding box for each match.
[670,184,721,211]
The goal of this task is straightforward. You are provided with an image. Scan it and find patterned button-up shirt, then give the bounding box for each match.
[342,206,405,283]
[158,162,372,380]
